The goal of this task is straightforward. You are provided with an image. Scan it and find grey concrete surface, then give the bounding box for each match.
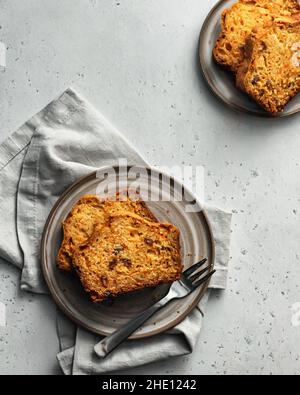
[1,0,300,375]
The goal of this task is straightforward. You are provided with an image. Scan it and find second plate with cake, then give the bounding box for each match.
[200,0,300,117]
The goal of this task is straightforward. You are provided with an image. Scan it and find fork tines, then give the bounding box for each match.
[183,258,207,277]
[188,266,211,283]
[183,258,215,289]
[193,269,216,288]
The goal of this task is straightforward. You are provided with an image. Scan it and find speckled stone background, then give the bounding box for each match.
[1,0,300,375]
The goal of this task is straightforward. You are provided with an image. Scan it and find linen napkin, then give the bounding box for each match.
[0,88,232,375]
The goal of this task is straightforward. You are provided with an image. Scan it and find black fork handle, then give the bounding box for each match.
[94,269,215,358]
[94,295,172,358]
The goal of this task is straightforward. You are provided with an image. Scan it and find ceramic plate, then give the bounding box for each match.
[199,0,300,117]
[41,166,215,339]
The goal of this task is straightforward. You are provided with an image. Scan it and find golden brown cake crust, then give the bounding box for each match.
[213,0,300,73]
[57,193,158,271]
[72,212,183,303]
[236,17,300,114]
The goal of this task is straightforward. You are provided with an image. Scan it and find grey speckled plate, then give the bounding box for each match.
[199,0,300,118]
[41,166,215,339]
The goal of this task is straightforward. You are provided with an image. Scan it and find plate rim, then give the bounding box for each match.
[199,0,300,119]
[41,165,215,339]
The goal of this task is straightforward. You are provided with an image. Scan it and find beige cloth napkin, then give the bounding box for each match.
[0,88,232,374]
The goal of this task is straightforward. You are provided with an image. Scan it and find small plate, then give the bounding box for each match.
[199,0,300,117]
[41,166,215,339]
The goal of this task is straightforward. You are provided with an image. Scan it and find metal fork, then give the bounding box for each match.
[94,258,215,358]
